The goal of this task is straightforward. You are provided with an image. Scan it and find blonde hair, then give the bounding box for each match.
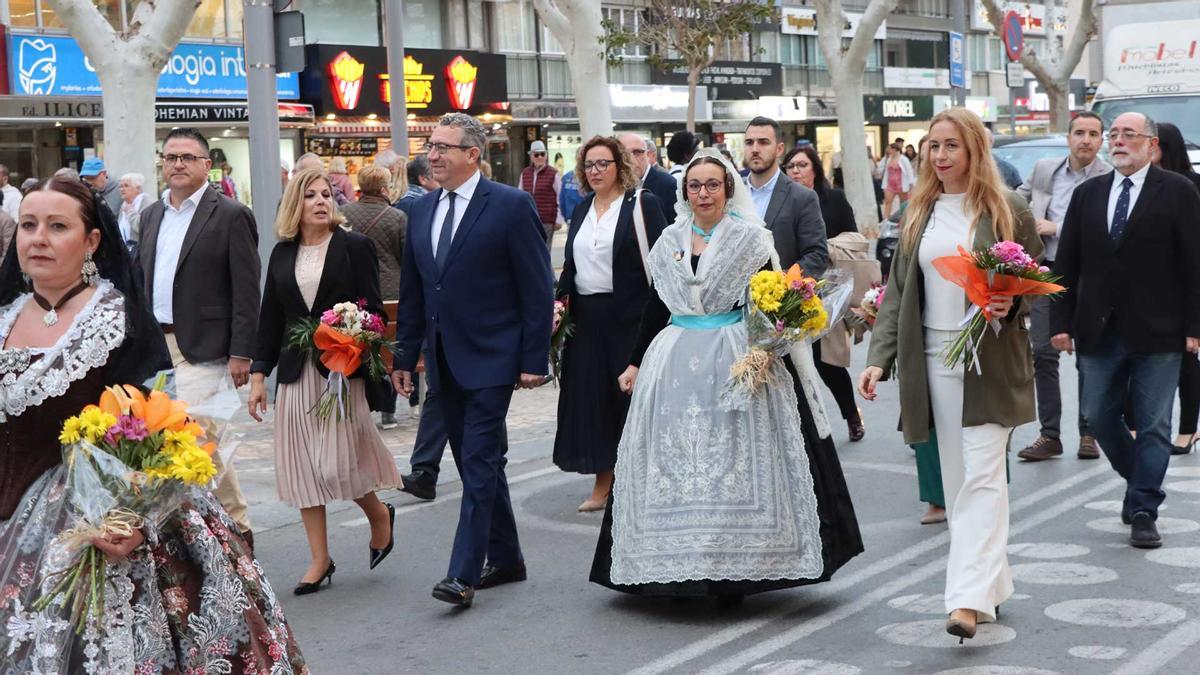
[356,165,392,198]
[275,168,346,240]
[328,157,348,174]
[901,108,1015,255]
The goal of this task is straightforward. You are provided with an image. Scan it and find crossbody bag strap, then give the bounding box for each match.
[358,205,390,237]
[632,189,651,286]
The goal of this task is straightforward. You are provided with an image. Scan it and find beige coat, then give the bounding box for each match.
[866,191,1041,444]
[820,232,880,368]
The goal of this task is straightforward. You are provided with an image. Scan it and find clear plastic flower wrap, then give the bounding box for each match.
[719,267,854,411]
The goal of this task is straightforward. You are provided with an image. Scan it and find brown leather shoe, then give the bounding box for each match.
[1078,435,1101,459]
[1017,435,1063,461]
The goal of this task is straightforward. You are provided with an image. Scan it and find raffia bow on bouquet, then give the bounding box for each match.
[30,381,235,635]
[932,243,1065,374]
[720,265,853,410]
[288,300,392,420]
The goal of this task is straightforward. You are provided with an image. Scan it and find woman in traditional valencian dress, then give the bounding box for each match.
[590,150,862,603]
[0,177,305,673]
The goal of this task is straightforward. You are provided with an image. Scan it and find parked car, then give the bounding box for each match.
[991,135,1069,185]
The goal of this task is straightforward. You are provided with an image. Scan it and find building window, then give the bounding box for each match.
[185,0,232,39]
[9,0,38,27]
[491,0,538,52]
[602,6,648,58]
[403,0,443,49]
[297,0,380,46]
[40,0,121,30]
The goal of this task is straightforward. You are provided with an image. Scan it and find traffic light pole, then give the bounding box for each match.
[245,0,282,272]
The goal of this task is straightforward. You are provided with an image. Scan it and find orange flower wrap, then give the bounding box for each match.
[931,246,1065,321]
[313,323,365,376]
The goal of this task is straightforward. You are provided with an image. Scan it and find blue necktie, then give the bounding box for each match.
[1110,177,1133,242]
[435,191,456,273]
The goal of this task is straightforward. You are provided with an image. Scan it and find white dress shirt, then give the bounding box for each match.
[431,170,481,257]
[1,184,21,221]
[572,195,622,295]
[747,167,781,220]
[153,184,209,324]
[1106,162,1150,232]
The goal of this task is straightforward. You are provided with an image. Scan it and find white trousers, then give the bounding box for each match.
[165,334,252,533]
[924,328,1013,621]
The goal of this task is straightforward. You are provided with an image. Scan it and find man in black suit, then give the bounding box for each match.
[619,132,677,224]
[139,127,262,547]
[744,116,829,277]
[1052,112,1200,549]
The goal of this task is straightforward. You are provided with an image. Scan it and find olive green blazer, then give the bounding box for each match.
[867,190,1041,444]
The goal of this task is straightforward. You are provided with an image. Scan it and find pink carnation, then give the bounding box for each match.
[320,309,338,326]
[990,241,1033,267]
[104,415,149,445]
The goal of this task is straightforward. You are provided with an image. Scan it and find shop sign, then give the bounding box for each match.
[304,137,379,157]
[863,95,934,123]
[883,67,964,90]
[609,84,706,122]
[155,102,314,124]
[7,33,299,100]
[650,60,781,101]
[711,96,807,121]
[971,1,1046,36]
[509,101,579,121]
[302,45,507,117]
[1104,20,1200,95]
[932,95,998,123]
[780,7,887,40]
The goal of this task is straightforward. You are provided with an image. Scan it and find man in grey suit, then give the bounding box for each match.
[1016,111,1112,462]
[138,127,262,547]
[744,116,829,277]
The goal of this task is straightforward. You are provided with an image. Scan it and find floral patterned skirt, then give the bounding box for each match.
[1,466,307,674]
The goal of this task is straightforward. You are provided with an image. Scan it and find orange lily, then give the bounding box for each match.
[125,388,190,433]
[785,264,809,287]
[201,441,217,457]
[98,384,139,417]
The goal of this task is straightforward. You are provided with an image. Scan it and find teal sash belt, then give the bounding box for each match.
[670,311,743,329]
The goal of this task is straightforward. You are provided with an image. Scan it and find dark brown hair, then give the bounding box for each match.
[781,145,829,195]
[575,135,638,194]
[31,176,102,233]
[684,156,736,198]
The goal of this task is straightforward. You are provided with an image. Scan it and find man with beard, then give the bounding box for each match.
[743,116,828,277]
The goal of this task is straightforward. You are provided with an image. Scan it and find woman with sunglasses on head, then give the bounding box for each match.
[783,145,869,441]
[553,136,668,512]
[860,108,1040,642]
[591,149,862,604]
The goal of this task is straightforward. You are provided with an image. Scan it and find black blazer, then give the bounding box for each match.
[818,186,858,239]
[642,165,678,225]
[251,228,385,384]
[1051,164,1200,354]
[558,189,668,329]
[138,185,261,362]
[762,173,830,278]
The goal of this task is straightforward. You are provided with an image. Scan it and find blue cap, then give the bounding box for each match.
[80,157,105,177]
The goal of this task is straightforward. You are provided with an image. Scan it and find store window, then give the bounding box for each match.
[9,0,37,27]
[403,0,443,49]
[780,35,817,66]
[298,0,380,46]
[40,0,121,30]
[602,6,648,58]
[185,0,233,39]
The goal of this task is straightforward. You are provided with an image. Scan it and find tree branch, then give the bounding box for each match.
[532,0,571,51]
[842,0,899,73]
[813,0,847,73]
[43,0,118,65]
[1059,0,1098,82]
[127,0,201,64]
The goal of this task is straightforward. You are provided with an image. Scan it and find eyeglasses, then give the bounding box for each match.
[584,159,615,173]
[161,153,209,165]
[422,142,473,155]
[531,152,546,157]
[784,162,809,173]
[686,179,725,195]
[1107,130,1154,142]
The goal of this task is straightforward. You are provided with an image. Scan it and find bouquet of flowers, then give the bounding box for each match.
[32,383,219,634]
[851,283,887,328]
[548,297,574,384]
[721,264,850,409]
[287,300,392,420]
[932,242,1065,373]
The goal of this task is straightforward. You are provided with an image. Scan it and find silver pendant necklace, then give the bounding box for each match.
[32,281,90,327]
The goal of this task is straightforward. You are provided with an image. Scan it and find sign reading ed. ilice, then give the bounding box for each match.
[8,33,299,100]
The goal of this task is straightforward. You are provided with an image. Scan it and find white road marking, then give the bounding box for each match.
[1112,620,1200,674]
[840,461,918,477]
[629,462,1115,675]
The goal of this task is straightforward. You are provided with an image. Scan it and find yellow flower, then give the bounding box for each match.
[59,416,83,445]
[76,407,117,444]
[147,444,217,486]
[801,296,823,313]
[750,271,786,314]
[162,429,199,455]
[802,307,828,334]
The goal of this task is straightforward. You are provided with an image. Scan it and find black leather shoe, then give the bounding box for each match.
[294,560,336,596]
[1130,513,1162,549]
[432,577,474,607]
[400,472,436,501]
[369,503,395,570]
[477,563,527,589]
[240,529,255,554]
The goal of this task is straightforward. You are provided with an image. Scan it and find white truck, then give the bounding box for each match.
[1090,0,1200,166]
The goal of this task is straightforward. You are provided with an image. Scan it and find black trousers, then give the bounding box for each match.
[812,341,859,422]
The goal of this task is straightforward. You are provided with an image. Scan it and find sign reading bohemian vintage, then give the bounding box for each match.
[7,33,299,99]
[301,45,507,117]
[650,60,782,101]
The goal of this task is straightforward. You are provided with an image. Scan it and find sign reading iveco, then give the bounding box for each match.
[7,34,300,100]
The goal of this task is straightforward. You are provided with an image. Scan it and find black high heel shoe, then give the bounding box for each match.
[294,560,335,596]
[369,503,396,570]
[1171,437,1198,456]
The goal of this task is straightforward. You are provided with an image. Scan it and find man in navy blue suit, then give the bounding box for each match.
[393,113,553,607]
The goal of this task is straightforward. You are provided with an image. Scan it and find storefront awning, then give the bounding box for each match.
[308,118,438,136]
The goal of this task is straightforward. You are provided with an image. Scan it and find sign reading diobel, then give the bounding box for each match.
[303,45,507,117]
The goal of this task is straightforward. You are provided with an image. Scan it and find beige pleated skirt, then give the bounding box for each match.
[274,361,402,508]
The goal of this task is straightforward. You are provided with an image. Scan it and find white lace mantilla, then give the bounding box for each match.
[0,280,125,422]
[609,214,825,585]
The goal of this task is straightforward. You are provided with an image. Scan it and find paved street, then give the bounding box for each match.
[230,339,1200,675]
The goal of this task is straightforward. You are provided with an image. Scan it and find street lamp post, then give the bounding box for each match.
[384,0,410,156]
